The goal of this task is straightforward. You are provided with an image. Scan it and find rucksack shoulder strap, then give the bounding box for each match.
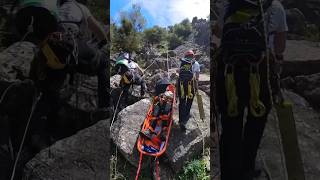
[224,0,274,22]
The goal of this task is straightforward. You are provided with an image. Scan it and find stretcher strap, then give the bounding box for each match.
[135,152,143,180]
[156,157,160,180]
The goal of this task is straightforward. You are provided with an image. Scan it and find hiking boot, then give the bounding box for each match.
[140,129,154,139]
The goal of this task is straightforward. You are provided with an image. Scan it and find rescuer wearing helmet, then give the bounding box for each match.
[177,50,200,132]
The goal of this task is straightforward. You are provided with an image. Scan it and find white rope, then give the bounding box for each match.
[256,0,287,179]
[0,82,17,105]
[110,90,124,131]
[10,92,42,180]
[166,50,170,79]
[259,150,273,180]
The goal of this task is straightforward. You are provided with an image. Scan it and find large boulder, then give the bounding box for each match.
[0,41,101,112]
[110,98,151,166]
[259,90,320,180]
[0,41,35,81]
[283,0,320,26]
[286,8,307,35]
[23,119,110,180]
[282,73,320,108]
[166,90,210,173]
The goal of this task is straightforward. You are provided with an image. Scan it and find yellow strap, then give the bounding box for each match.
[187,81,193,99]
[122,74,131,84]
[180,81,184,98]
[225,72,239,117]
[42,43,65,70]
[249,73,266,117]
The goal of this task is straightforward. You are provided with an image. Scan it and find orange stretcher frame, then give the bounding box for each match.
[135,84,176,180]
[136,84,176,157]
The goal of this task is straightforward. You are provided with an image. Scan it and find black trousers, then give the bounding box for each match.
[120,72,146,106]
[216,55,274,180]
[177,79,195,126]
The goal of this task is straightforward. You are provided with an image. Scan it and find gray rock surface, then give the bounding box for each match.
[110,98,151,167]
[23,120,110,180]
[282,73,320,108]
[259,91,320,180]
[0,41,35,82]
[166,90,210,173]
[286,8,307,35]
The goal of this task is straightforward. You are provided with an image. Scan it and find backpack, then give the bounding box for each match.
[221,0,273,64]
[179,58,194,81]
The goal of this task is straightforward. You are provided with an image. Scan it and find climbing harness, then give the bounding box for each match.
[224,64,239,117]
[122,74,132,84]
[179,81,185,98]
[187,81,193,99]
[249,65,266,117]
[41,40,66,70]
[179,80,194,100]
[135,84,176,180]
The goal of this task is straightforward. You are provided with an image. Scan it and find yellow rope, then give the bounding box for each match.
[187,80,193,99]
[249,72,266,117]
[180,81,184,98]
[225,71,238,117]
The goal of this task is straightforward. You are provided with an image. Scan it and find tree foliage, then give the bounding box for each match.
[143,26,167,45]
[167,33,183,50]
[171,18,193,40]
[111,4,145,53]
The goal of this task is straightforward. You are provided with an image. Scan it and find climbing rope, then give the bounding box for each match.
[166,50,171,79]
[257,0,287,178]
[10,91,42,180]
[0,82,19,105]
[135,152,143,180]
[110,90,124,131]
[259,149,273,180]
[155,157,160,180]
[141,54,163,79]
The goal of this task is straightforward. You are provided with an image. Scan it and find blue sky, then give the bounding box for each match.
[111,0,210,28]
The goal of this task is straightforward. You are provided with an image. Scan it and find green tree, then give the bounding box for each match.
[111,4,145,53]
[167,33,183,50]
[120,4,146,32]
[143,26,166,45]
[172,18,192,40]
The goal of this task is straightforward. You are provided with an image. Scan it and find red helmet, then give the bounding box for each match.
[184,50,195,57]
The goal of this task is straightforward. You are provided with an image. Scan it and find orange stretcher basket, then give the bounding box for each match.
[135,84,176,180]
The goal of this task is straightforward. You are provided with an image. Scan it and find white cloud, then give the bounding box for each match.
[115,0,210,27]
